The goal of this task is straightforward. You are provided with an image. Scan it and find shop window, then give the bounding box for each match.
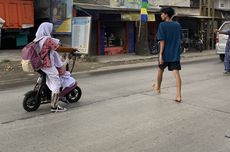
[103,22,126,55]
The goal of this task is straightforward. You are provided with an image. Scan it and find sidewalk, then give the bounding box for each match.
[0,49,21,62]
[97,50,216,63]
[82,50,217,75]
[0,49,216,63]
[0,49,217,88]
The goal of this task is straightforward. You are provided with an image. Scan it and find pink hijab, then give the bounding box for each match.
[34,22,60,50]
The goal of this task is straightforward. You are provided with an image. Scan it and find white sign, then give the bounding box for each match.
[72,17,91,54]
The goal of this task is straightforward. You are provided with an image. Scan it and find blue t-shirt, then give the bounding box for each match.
[157,21,182,62]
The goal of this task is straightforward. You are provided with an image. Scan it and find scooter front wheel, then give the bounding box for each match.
[66,86,82,103]
[23,90,41,112]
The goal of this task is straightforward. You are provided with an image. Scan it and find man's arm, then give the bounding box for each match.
[159,40,165,64]
[156,23,165,64]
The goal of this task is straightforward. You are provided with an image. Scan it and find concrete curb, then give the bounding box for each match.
[74,54,217,77]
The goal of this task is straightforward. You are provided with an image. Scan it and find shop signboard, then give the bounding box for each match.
[51,0,73,34]
[121,12,155,21]
[72,17,91,54]
[149,0,190,7]
[110,0,124,7]
[110,0,158,9]
[110,0,190,8]
[148,0,159,7]
[124,0,141,8]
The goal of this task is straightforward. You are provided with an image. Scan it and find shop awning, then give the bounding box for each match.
[74,3,158,21]
[73,2,160,13]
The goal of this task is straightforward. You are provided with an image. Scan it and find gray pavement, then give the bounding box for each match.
[1,58,230,152]
[0,49,21,62]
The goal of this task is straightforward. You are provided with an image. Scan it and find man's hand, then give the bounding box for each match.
[159,55,164,65]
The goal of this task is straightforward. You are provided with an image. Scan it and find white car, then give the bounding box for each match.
[216,21,230,61]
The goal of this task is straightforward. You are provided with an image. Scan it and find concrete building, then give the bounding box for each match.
[214,0,230,9]
[214,0,230,20]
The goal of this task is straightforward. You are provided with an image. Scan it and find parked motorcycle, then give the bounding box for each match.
[23,51,82,112]
[191,36,204,52]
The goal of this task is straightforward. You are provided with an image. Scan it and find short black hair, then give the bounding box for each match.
[160,7,175,18]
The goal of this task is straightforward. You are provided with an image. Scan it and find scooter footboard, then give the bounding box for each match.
[59,83,78,97]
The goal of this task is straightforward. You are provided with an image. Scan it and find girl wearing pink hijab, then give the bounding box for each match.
[34,22,77,112]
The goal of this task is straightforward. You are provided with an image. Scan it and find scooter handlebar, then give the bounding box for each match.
[72,51,82,56]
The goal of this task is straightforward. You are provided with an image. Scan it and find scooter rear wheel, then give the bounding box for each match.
[66,86,82,103]
[23,90,41,112]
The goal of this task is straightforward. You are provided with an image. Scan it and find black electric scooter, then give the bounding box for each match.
[23,52,82,112]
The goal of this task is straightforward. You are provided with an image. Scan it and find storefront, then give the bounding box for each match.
[73,2,159,55]
[97,13,133,55]
[35,1,159,55]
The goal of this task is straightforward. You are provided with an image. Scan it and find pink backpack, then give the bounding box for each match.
[21,41,43,72]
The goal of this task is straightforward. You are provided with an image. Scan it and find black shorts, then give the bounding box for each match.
[159,61,181,71]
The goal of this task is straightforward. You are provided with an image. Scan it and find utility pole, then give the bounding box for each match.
[210,0,215,49]
[200,0,206,16]
[200,0,214,17]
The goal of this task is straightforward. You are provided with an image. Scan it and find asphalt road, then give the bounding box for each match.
[0,57,230,152]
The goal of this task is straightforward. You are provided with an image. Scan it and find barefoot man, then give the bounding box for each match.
[152,7,182,102]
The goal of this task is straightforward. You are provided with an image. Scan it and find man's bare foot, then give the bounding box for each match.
[174,97,182,103]
[152,84,160,93]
